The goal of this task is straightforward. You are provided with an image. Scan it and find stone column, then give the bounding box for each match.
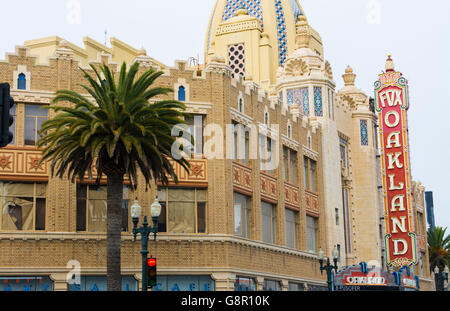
[280,279,289,291]
[50,273,68,291]
[211,273,234,291]
[256,276,265,291]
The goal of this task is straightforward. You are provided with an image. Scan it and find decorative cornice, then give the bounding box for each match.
[230,107,253,125]
[216,19,261,36]
[302,145,319,160]
[0,232,320,260]
[281,134,299,150]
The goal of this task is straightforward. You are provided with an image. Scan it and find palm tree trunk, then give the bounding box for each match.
[106,172,124,291]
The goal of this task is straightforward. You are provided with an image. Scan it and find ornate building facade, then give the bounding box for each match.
[0,0,433,291]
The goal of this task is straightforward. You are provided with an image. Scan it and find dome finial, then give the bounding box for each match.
[385,54,395,72]
[342,66,356,86]
[295,14,310,49]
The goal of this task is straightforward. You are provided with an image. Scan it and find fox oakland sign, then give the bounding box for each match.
[374,56,418,269]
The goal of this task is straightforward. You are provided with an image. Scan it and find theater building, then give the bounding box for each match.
[0,0,433,291]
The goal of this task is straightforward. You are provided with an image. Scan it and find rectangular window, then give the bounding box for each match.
[234,192,251,238]
[234,276,256,291]
[306,215,318,253]
[25,104,48,146]
[157,187,207,234]
[233,122,250,164]
[263,279,281,291]
[262,201,276,244]
[76,184,129,232]
[304,157,317,192]
[288,282,304,291]
[304,157,309,189]
[285,209,298,249]
[185,114,204,154]
[289,150,297,183]
[283,147,288,181]
[309,160,316,192]
[0,182,46,231]
[259,135,274,174]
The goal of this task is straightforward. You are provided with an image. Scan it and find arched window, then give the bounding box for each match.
[287,125,291,138]
[18,73,26,90]
[178,86,186,102]
[238,98,243,113]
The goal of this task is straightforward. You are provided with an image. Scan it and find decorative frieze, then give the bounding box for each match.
[305,190,319,216]
[260,172,277,203]
[0,147,48,181]
[165,159,208,187]
[284,182,300,210]
[232,161,252,195]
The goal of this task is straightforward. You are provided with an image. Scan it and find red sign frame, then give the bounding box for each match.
[375,66,417,269]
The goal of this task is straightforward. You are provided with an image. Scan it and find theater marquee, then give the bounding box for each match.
[374,55,417,269]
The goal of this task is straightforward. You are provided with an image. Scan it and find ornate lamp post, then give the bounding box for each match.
[318,246,339,291]
[131,198,161,292]
[433,266,449,291]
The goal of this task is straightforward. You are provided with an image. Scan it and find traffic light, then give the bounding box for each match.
[147,257,157,289]
[0,83,14,148]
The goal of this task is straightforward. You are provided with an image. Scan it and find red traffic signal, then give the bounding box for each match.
[147,258,156,267]
[147,257,157,288]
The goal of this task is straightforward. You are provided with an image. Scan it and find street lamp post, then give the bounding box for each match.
[131,198,161,292]
[433,266,449,291]
[318,246,339,291]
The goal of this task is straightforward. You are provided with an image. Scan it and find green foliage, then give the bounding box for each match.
[37,61,190,189]
[427,226,450,272]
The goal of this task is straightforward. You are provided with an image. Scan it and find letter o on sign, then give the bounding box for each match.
[385,110,400,128]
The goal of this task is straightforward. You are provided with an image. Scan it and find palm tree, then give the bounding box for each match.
[427,226,450,272]
[37,61,190,291]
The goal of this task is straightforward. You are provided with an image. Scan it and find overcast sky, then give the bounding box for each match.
[1,0,449,230]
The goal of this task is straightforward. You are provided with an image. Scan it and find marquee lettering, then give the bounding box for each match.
[386,132,401,148]
[390,195,405,212]
[391,216,407,234]
[379,89,403,108]
[387,152,403,169]
[393,239,408,255]
[384,110,400,128]
[388,174,404,190]
[375,56,417,268]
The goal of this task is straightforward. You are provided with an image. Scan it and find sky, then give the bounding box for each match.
[0,0,449,229]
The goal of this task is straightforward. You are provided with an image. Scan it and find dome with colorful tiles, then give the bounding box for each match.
[204,0,323,86]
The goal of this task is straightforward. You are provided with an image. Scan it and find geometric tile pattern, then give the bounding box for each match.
[274,0,288,66]
[313,87,323,117]
[287,87,309,116]
[228,43,246,78]
[223,0,264,30]
[360,120,369,146]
